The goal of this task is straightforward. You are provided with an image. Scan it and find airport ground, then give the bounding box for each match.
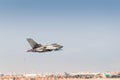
[0,77,120,80]
[42,78,120,80]
[0,72,120,80]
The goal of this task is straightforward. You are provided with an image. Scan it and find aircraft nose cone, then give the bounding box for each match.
[60,45,63,48]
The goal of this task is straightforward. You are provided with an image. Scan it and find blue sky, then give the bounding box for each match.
[0,0,120,74]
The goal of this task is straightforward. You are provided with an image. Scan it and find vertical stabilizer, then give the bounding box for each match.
[27,38,42,49]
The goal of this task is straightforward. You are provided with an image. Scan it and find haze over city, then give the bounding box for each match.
[0,0,120,74]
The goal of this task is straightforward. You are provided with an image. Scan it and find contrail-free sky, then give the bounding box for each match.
[0,0,120,74]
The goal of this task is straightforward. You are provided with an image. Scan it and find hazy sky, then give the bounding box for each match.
[0,0,120,74]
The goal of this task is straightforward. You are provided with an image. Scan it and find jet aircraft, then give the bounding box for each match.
[26,38,63,53]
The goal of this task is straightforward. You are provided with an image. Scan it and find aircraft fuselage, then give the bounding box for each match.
[27,38,63,53]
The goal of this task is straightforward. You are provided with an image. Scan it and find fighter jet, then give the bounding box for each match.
[26,38,63,53]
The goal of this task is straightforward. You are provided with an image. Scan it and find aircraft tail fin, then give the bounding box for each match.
[27,38,42,49]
